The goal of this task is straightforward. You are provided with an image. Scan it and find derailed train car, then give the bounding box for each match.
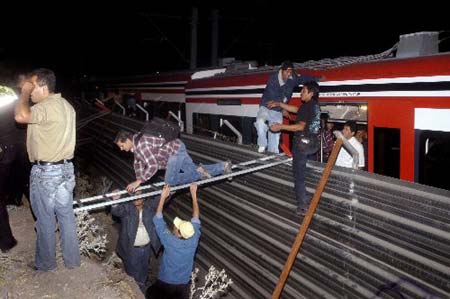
[89,32,450,191]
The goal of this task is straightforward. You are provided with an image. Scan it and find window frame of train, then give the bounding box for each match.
[415,130,450,191]
[192,113,255,145]
[320,103,368,167]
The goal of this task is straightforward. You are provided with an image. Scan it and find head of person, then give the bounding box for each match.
[114,130,134,152]
[280,60,294,81]
[131,190,145,207]
[172,217,195,239]
[29,68,56,103]
[326,122,335,131]
[320,113,329,128]
[300,81,320,103]
[111,188,145,207]
[355,129,367,143]
[342,120,357,140]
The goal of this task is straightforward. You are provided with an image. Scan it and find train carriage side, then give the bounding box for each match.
[185,54,450,190]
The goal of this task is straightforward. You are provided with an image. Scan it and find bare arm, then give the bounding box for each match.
[270,121,306,132]
[156,184,171,214]
[190,183,199,219]
[14,81,34,123]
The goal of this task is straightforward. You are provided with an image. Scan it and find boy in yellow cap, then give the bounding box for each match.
[146,183,200,299]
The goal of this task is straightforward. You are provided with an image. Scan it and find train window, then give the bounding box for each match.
[320,103,368,123]
[374,127,400,179]
[417,130,450,191]
[217,99,242,105]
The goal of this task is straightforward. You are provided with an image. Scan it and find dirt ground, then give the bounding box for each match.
[0,204,146,299]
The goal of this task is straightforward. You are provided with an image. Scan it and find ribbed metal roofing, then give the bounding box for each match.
[76,109,450,298]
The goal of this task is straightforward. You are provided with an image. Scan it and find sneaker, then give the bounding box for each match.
[257,146,265,153]
[197,165,212,179]
[223,160,233,174]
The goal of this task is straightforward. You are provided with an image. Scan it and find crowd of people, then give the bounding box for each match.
[0,63,367,298]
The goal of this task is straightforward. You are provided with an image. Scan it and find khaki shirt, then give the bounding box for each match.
[27,93,76,162]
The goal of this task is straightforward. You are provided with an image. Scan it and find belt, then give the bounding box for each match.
[32,159,73,166]
[134,244,149,248]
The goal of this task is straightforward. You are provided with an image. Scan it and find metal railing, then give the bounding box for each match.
[220,118,243,144]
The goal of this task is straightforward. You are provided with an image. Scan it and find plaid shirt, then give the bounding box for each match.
[133,134,181,182]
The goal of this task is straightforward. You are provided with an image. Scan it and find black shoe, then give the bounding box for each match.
[295,207,307,216]
[27,261,38,271]
[0,239,17,253]
[27,261,56,272]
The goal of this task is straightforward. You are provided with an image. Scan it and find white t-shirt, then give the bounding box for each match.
[335,136,365,168]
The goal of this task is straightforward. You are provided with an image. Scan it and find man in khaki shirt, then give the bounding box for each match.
[15,68,80,272]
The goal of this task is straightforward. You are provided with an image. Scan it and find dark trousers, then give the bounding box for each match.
[0,144,30,206]
[293,146,308,208]
[120,245,151,293]
[292,137,317,208]
[0,146,20,250]
[146,279,189,299]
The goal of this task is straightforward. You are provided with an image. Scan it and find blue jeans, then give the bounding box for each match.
[123,244,151,293]
[165,143,224,186]
[30,162,80,271]
[254,106,283,153]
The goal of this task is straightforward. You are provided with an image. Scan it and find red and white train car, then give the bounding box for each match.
[185,52,450,189]
[94,33,450,190]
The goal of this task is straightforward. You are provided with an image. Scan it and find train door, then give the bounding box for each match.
[374,127,400,178]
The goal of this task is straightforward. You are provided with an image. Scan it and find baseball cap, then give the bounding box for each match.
[173,217,195,239]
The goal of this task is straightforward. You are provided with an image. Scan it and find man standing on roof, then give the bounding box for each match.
[146,183,200,299]
[255,60,317,154]
[114,130,232,193]
[269,81,321,216]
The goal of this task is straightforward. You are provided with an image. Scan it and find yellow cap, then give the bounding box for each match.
[173,217,195,239]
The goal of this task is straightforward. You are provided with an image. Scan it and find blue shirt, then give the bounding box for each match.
[260,71,318,112]
[153,213,201,284]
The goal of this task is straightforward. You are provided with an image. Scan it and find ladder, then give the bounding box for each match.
[73,153,292,213]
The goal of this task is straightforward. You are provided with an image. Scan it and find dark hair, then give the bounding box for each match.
[303,81,319,101]
[280,60,294,70]
[30,68,56,93]
[344,120,357,133]
[320,112,329,120]
[114,130,133,143]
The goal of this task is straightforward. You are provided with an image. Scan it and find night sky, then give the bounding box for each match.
[0,2,448,88]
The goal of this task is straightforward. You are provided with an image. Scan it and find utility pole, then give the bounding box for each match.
[190,7,198,70]
[211,9,219,67]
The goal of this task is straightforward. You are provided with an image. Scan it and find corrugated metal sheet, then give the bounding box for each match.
[76,110,450,298]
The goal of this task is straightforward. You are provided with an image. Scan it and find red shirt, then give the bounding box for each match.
[133,134,181,182]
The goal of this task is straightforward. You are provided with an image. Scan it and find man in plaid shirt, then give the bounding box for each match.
[115,130,232,193]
